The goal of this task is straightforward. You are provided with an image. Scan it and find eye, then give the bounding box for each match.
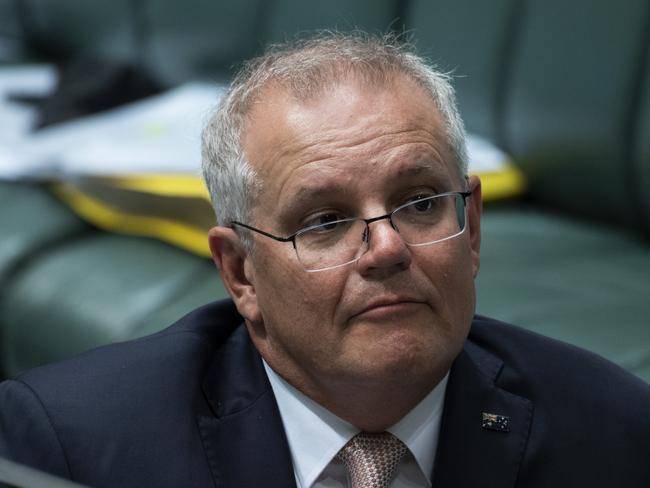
[411,198,433,212]
[397,194,444,222]
[302,212,347,232]
[405,194,437,211]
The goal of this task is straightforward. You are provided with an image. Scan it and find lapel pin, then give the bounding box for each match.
[481,412,510,433]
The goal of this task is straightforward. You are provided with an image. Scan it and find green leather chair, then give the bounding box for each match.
[503,0,649,229]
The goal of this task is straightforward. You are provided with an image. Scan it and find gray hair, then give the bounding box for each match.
[201,31,468,251]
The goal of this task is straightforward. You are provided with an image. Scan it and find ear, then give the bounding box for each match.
[465,175,482,278]
[208,226,262,323]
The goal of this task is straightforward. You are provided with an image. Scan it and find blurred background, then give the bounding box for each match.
[0,0,648,382]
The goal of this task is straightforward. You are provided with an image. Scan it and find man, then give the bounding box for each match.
[1,33,649,488]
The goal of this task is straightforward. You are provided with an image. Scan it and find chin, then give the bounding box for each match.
[340,313,467,381]
[354,336,448,381]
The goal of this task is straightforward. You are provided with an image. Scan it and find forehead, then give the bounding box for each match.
[241,75,457,209]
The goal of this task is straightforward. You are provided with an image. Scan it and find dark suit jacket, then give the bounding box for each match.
[1,300,649,487]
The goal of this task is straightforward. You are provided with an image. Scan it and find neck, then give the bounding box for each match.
[274,362,447,432]
[315,376,445,432]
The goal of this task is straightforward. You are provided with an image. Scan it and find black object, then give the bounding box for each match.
[9,59,162,129]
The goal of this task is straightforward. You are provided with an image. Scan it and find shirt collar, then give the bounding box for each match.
[263,360,448,487]
[386,372,448,484]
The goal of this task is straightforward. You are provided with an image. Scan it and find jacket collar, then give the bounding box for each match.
[197,324,296,488]
[432,340,534,487]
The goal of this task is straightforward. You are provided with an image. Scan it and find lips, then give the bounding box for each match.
[350,296,425,320]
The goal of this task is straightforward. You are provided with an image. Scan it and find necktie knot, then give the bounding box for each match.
[336,432,407,488]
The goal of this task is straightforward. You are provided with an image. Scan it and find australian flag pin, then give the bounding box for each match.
[482,412,510,432]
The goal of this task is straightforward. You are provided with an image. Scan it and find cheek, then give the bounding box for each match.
[253,245,346,331]
[416,238,476,318]
[441,249,476,326]
[255,264,350,372]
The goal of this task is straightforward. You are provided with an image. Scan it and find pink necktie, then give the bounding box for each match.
[336,432,407,488]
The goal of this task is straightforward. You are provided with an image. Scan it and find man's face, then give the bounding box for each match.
[217,75,481,407]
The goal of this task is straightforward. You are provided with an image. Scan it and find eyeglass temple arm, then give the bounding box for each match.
[230,221,294,243]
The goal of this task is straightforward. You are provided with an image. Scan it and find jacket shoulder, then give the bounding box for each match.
[469,315,649,398]
[0,300,242,485]
[467,315,650,483]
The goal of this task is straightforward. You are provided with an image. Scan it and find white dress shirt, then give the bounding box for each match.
[263,361,449,488]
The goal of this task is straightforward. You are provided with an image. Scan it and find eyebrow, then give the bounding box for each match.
[285,160,449,210]
[394,161,447,178]
[287,183,349,211]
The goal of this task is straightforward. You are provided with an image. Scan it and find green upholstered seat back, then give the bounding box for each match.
[142,0,268,86]
[634,47,650,233]
[404,0,520,141]
[502,0,650,229]
[143,0,400,85]
[17,0,137,63]
[262,0,398,45]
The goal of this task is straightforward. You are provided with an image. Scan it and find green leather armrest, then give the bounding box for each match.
[477,206,650,382]
[0,233,226,377]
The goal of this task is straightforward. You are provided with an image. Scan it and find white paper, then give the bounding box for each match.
[0,79,224,179]
[0,70,509,181]
[466,133,512,174]
[0,64,57,145]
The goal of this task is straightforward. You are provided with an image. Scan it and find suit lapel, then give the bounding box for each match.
[432,341,533,488]
[196,325,296,488]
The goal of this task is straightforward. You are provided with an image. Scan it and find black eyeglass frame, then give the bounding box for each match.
[230,190,472,250]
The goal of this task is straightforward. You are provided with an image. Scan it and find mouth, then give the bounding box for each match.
[350,297,426,321]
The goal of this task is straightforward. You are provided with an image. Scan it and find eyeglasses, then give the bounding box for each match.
[231,191,471,272]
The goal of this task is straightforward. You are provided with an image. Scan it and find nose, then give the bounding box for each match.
[356,219,411,276]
